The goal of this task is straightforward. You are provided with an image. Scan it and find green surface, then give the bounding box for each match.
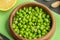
[0,0,60,40]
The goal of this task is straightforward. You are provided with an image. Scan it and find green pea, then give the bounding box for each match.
[46,26,50,31]
[19,34,22,37]
[14,29,19,34]
[42,14,46,18]
[29,22,33,25]
[37,30,41,33]
[29,7,32,11]
[23,35,27,38]
[40,8,43,12]
[23,7,26,10]
[47,15,50,18]
[44,22,47,26]
[37,34,41,38]
[40,25,45,30]
[32,9,35,12]
[37,26,40,29]
[29,37,32,40]
[19,13,23,17]
[35,7,39,12]
[19,9,22,12]
[16,11,19,15]
[23,12,26,15]
[23,17,26,22]
[23,25,27,28]
[18,23,21,26]
[20,31,24,34]
[26,8,28,12]
[44,18,49,22]
[26,15,29,19]
[12,24,16,29]
[32,34,36,38]
[42,32,46,36]
[31,27,35,31]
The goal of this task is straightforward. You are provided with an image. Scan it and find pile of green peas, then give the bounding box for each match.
[12,7,51,40]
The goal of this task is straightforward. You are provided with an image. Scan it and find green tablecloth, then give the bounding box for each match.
[0,0,60,40]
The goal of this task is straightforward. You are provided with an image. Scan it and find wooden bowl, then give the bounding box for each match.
[9,2,56,40]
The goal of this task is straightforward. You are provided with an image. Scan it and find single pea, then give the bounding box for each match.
[32,34,36,39]
[19,13,23,17]
[37,34,41,38]
[46,15,50,18]
[37,26,40,29]
[35,13,38,17]
[38,14,42,18]
[37,30,41,33]
[34,29,37,32]
[42,29,47,35]
[22,17,26,22]
[29,37,32,40]
[37,22,41,26]
[28,11,31,14]
[19,9,22,12]
[38,20,41,23]
[14,29,19,34]
[20,20,23,23]
[38,18,43,23]
[28,18,31,22]
[13,21,18,24]
[35,7,39,12]
[44,18,49,22]
[46,26,50,31]
[25,28,30,32]
[26,8,28,12]
[23,12,26,15]
[40,25,45,30]
[31,27,35,31]
[32,9,35,12]
[44,22,47,26]
[19,31,24,34]
[21,10,24,13]
[29,15,32,19]
[26,15,29,19]
[32,19,35,22]
[15,26,18,29]
[46,22,50,26]
[12,24,16,29]
[29,22,33,25]
[23,35,27,38]
[19,34,22,37]
[42,14,46,18]
[40,8,43,12]
[33,16,36,20]
[21,28,25,31]
[23,7,26,10]
[29,33,33,37]
[25,19,28,23]
[16,11,20,15]
[24,32,28,36]
[23,25,27,28]
[13,17,18,21]
[18,23,22,26]
[29,7,32,11]
[42,32,46,36]
[35,7,39,10]
[18,18,21,20]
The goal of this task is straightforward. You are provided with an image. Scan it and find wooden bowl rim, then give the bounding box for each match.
[9,2,56,40]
